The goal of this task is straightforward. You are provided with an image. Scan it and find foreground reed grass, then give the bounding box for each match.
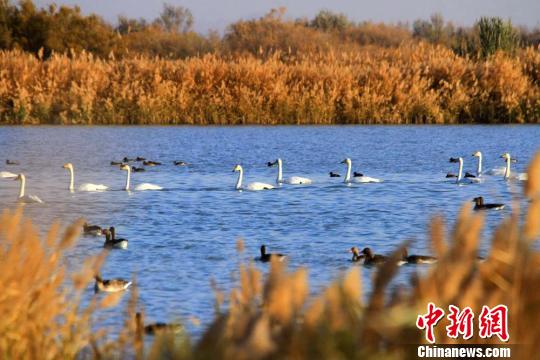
[0,152,539,358]
[1,44,540,125]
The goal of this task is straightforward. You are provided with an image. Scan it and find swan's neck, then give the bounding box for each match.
[344,161,352,183]
[125,168,131,190]
[457,159,463,183]
[18,176,25,198]
[277,161,283,183]
[68,167,74,191]
[504,156,511,179]
[476,154,482,176]
[235,169,243,190]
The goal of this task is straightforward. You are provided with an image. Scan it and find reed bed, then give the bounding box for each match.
[0,152,539,359]
[0,44,539,125]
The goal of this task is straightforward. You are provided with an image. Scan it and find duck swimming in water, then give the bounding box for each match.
[257,245,286,262]
[361,247,388,265]
[111,161,124,166]
[329,172,341,177]
[353,171,364,177]
[400,248,437,264]
[6,159,19,165]
[473,197,505,211]
[132,166,145,172]
[83,222,104,236]
[174,160,188,166]
[94,274,132,293]
[136,157,146,162]
[349,247,365,262]
[135,312,183,335]
[143,160,162,166]
[104,227,128,249]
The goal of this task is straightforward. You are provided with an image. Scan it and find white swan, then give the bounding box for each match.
[472,151,506,176]
[341,158,382,183]
[14,174,43,203]
[63,163,108,192]
[449,157,480,184]
[268,158,312,185]
[120,164,162,191]
[233,164,274,191]
[0,171,17,178]
[501,153,527,181]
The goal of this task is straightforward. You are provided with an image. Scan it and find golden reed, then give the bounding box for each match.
[0,44,539,125]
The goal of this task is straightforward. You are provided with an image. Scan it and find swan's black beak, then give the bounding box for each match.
[340,159,347,164]
[449,157,459,163]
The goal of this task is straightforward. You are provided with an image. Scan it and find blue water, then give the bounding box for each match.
[0,125,538,338]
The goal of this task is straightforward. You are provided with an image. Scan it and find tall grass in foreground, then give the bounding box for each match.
[0,152,539,359]
[0,45,540,125]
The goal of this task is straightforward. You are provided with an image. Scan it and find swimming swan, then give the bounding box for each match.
[268,158,312,185]
[63,163,108,192]
[0,171,17,178]
[341,158,382,183]
[120,164,162,191]
[14,174,43,203]
[501,153,527,181]
[472,151,506,176]
[448,157,480,184]
[233,164,274,191]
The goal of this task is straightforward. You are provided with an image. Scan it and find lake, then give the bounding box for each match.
[0,125,538,337]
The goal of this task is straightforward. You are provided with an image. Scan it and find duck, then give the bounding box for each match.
[135,312,182,335]
[361,247,388,265]
[329,172,341,178]
[401,248,437,264]
[132,166,145,172]
[94,274,132,293]
[500,153,527,181]
[341,158,382,183]
[232,164,274,191]
[120,164,162,191]
[257,245,286,262]
[111,161,124,166]
[6,159,19,165]
[104,227,128,249]
[473,197,505,211]
[13,174,43,203]
[353,171,364,177]
[143,160,162,166]
[62,163,108,192]
[136,157,146,162]
[174,161,188,166]
[83,222,104,236]
[349,247,364,262]
[123,157,135,163]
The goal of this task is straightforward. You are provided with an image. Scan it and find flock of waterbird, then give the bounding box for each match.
[0,150,527,325]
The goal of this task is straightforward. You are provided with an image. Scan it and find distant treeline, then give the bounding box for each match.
[1,1,539,59]
[0,1,540,124]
